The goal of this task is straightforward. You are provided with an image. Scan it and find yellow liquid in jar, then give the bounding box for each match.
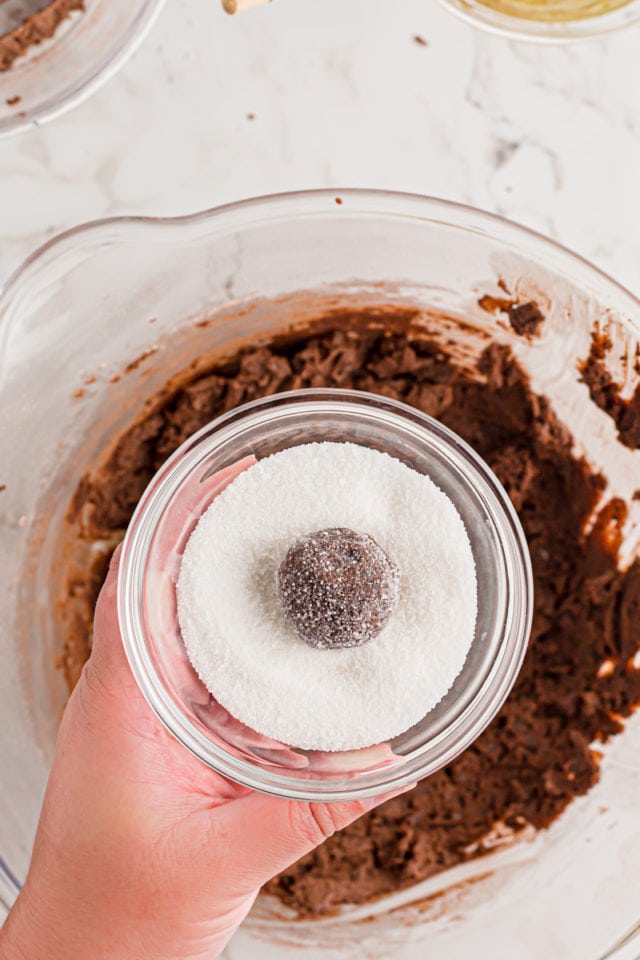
[472,0,632,20]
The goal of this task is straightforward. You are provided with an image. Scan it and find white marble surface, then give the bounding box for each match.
[0,0,640,296]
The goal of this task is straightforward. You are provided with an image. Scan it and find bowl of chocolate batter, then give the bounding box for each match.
[0,0,165,137]
[1,190,639,958]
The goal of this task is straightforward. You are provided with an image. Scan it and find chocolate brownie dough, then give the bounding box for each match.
[0,0,84,73]
[580,335,640,450]
[478,295,544,338]
[63,311,640,918]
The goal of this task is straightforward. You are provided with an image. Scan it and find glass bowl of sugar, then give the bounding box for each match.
[118,387,532,801]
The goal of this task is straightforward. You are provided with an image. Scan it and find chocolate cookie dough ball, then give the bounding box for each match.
[276,528,400,649]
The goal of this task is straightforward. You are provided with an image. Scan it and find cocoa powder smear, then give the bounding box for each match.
[63,309,640,918]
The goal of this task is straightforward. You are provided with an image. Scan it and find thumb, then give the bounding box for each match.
[90,543,131,678]
[213,788,410,892]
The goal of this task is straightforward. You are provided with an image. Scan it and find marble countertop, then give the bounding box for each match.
[0,0,639,296]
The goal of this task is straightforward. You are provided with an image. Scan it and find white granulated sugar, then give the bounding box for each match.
[176,442,477,752]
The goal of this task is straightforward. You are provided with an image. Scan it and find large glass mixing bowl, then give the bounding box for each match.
[0,190,639,959]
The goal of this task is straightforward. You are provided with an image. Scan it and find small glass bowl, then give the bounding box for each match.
[438,0,640,40]
[0,0,166,138]
[118,387,533,802]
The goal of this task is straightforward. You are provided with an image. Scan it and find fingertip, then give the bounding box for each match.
[92,542,125,652]
[108,541,123,576]
[95,544,121,609]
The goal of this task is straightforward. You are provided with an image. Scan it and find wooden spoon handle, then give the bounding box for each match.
[222,0,271,12]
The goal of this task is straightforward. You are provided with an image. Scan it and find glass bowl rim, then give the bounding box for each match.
[1,189,640,342]
[118,387,533,801]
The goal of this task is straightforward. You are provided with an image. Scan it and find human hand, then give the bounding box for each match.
[0,465,407,960]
